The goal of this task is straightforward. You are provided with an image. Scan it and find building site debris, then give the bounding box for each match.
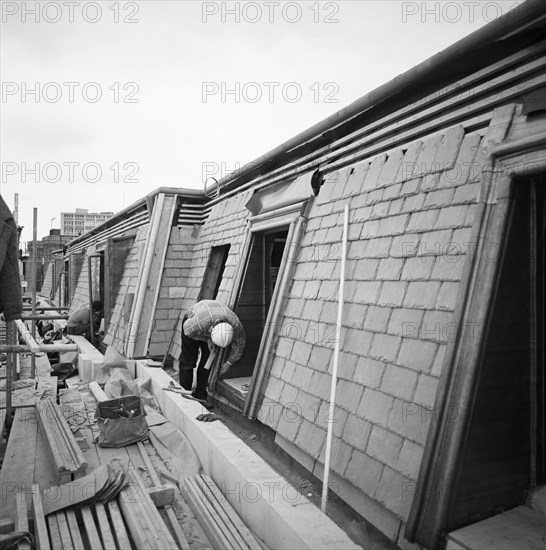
[36,399,88,483]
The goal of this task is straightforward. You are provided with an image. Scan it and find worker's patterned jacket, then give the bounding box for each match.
[183,300,246,366]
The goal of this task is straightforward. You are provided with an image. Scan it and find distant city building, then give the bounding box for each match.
[61,208,113,236]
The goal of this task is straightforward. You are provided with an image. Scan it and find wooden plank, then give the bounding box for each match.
[165,505,192,550]
[195,475,249,549]
[106,501,132,550]
[94,503,117,550]
[64,510,85,550]
[80,506,103,550]
[182,477,237,550]
[130,468,178,550]
[15,492,31,550]
[0,408,38,515]
[31,484,51,550]
[55,511,74,550]
[118,474,161,549]
[47,514,63,550]
[201,474,262,549]
[36,400,88,482]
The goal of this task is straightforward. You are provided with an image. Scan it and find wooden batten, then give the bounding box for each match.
[35,400,88,483]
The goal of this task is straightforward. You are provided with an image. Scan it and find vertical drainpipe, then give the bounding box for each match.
[125,193,165,358]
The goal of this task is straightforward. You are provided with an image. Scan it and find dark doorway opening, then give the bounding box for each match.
[447,175,545,530]
[217,228,288,407]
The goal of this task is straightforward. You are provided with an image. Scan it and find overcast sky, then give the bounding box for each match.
[1,0,524,243]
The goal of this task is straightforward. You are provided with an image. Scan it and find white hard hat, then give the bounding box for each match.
[211,323,234,348]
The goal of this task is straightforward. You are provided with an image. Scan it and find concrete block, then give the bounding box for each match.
[367,425,404,470]
[341,413,372,450]
[380,365,418,401]
[376,258,404,280]
[396,439,424,481]
[345,450,384,496]
[353,356,385,389]
[397,338,437,373]
[377,282,406,308]
[375,466,414,521]
[369,334,401,363]
[363,306,392,333]
[414,374,439,409]
[357,389,394,427]
[387,399,431,446]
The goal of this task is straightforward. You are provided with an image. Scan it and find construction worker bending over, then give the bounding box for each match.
[66,301,103,342]
[180,299,246,402]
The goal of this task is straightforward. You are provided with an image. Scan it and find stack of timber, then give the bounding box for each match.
[118,468,178,549]
[36,399,88,483]
[182,474,264,550]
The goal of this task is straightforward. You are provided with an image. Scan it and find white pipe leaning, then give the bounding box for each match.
[321,204,349,513]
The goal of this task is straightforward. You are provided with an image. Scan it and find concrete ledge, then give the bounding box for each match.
[136,363,362,550]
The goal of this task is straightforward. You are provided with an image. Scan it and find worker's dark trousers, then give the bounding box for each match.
[179,320,211,401]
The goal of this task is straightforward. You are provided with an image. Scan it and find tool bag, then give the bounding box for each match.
[95,395,148,448]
